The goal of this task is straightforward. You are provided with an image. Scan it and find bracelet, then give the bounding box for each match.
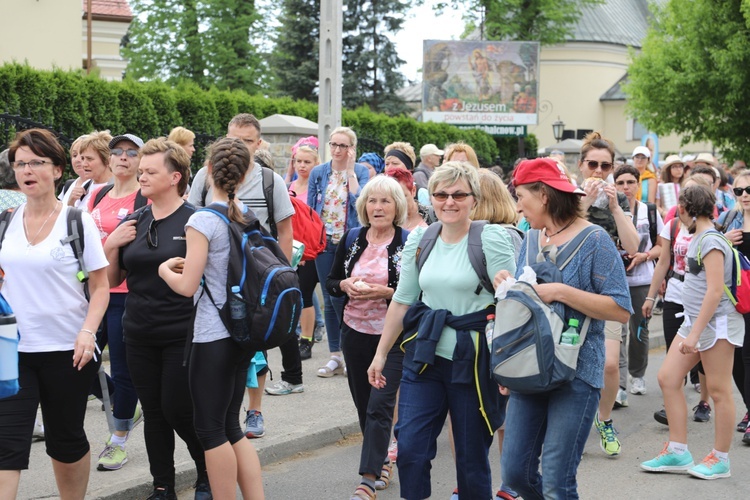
[644,297,656,302]
[80,328,96,339]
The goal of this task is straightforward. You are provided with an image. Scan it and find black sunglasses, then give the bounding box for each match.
[734,187,750,197]
[582,160,614,172]
[147,219,159,249]
[111,148,139,158]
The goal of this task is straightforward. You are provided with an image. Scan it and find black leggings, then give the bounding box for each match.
[189,338,254,450]
[297,260,319,308]
[731,313,750,413]
[126,341,206,489]
[662,300,704,381]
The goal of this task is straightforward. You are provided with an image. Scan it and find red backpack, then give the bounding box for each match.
[290,194,326,261]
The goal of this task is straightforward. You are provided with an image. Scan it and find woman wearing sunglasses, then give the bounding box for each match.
[613,165,663,401]
[578,132,639,458]
[368,162,516,500]
[717,170,750,445]
[104,138,211,500]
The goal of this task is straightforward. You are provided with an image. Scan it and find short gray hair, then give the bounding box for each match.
[428,161,481,203]
[0,149,17,189]
[356,175,407,227]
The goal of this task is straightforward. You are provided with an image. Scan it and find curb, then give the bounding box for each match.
[88,421,362,499]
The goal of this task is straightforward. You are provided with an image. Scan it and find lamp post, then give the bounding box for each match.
[552,117,565,143]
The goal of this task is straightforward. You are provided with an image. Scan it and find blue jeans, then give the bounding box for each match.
[395,356,494,500]
[501,377,600,500]
[314,239,345,353]
[107,293,140,431]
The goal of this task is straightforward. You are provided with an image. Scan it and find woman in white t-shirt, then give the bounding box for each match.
[0,129,109,499]
[66,131,113,210]
[159,137,264,500]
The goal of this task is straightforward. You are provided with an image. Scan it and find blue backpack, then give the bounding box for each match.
[199,204,302,351]
[0,293,18,400]
[490,225,600,394]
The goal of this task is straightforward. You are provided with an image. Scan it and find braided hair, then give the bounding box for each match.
[209,137,251,223]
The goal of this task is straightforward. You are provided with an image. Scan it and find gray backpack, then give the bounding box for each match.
[490,225,600,394]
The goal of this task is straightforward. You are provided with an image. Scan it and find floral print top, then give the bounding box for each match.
[320,170,348,243]
[343,240,389,334]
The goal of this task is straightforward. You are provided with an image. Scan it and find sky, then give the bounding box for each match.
[393,1,466,83]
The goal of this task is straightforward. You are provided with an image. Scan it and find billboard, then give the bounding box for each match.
[422,40,540,128]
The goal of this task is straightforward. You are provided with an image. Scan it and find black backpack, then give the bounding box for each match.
[199,203,302,350]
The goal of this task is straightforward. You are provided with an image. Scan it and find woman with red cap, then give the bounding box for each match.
[497,157,631,499]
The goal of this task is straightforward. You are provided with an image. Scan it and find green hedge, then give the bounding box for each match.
[0,63,510,166]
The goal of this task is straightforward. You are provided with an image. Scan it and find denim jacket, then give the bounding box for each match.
[718,208,744,232]
[307,161,370,234]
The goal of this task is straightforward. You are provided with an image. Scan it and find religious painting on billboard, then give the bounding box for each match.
[422,40,540,127]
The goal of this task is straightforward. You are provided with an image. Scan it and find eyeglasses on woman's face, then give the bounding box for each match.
[328,142,351,151]
[12,160,53,170]
[431,192,473,202]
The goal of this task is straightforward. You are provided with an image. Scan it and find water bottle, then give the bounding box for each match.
[0,306,19,399]
[485,314,496,351]
[560,318,580,346]
[228,286,250,343]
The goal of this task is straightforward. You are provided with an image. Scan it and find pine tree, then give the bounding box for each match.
[270,0,320,101]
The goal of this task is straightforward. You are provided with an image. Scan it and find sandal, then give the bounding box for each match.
[317,356,345,378]
[375,462,392,490]
[350,485,376,500]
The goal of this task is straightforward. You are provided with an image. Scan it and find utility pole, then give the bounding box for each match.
[318,0,343,162]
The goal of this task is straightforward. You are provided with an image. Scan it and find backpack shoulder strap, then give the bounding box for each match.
[0,209,17,254]
[669,219,680,270]
[525,228,541,266]
[646,202,658,247]
[261,167,277,239]
[134,189,148,210]
[198,203,231,225]
[92,184,115,208]
[60,208,89,298]
[416,222,443,273]
[722,209,740,232]
[555,225,600,270]
[466,220,493,295]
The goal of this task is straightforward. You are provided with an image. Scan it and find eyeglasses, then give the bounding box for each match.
[111,148,139,158]
[582,160,614,172]
[147,218,159,249]
[615,180,637,186]
[328,142,351,151]
[432,192,474,201]
[733,187,750,197]
[12,160,53,170]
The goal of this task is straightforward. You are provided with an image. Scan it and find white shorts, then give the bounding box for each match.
[676,311,745,351]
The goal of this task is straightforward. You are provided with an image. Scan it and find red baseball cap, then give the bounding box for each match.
[513,157,585,195]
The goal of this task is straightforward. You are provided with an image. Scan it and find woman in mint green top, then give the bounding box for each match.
[367,161,516,500]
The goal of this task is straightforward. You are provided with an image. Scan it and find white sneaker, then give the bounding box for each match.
[614,388,629,408]
[32,418,45,441]
[630,377,647,395]
[264,380,304,395]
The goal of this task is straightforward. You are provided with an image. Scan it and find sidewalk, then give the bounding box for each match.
[17,342,360,499]
[17,313,668,499]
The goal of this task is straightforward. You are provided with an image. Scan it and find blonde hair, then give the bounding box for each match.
[443,142,479,168]
[78,130,113,167]
[472,169,518,224]
[139,138,191,197]
[295,145,320,164]
[384,142,417,168]
[167,126,195,146]
[355,175,407,227]
[428,161,481,203]
[330,126,357,148]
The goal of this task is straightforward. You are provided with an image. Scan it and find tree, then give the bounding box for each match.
[269,0,320,100]
[625,0,750,159]
[342,0,410,114]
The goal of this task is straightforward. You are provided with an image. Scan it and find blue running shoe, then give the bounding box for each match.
[641,443,694,472]
[688,452,730,480]
[244,410,265,438]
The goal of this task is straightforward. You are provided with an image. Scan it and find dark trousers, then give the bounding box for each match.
[731,313,750,413]
[278,332,303,385]
[190,339,254,450]
[663,300,704,382]
[341,323,403,477]
[126,341,205,489]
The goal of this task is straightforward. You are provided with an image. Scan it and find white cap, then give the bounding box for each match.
[632,146,651,158]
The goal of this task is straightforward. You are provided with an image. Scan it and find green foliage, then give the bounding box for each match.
[626,0,750,159]
[270,0,320,100]
[0,64,497,164]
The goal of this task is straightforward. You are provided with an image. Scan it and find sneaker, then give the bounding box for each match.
[32,418,45,441]
[743,428,750,445]
[693,401,711,422]
[194,471,212,500]
[653,408,669,426]
[97,441,128,471]
[265,380,304,396]
[244,410,265,438]
[653,298,664,315]
[630,377,647,395]
[314,324,326,343]
[614,388,629,408]
[131,404,144,429]
[737,412,749,433]
[693,382,701,393]
[146,486,177,500]
[593,413,621,456]
[387,438,398,463]
[640,443,694,472]
[299,337,313,360]
[688,452,731,479]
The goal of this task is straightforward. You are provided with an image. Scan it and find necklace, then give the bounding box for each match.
[543,218,576,243]
[24,202,60,254]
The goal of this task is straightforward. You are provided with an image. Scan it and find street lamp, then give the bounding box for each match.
[552,117,565,143]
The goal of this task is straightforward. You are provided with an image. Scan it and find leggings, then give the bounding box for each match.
[189,338,254,450]
[126,341,206,490]
[663,300,704,381]
[731,312,750,413]
[297,259,319,308]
